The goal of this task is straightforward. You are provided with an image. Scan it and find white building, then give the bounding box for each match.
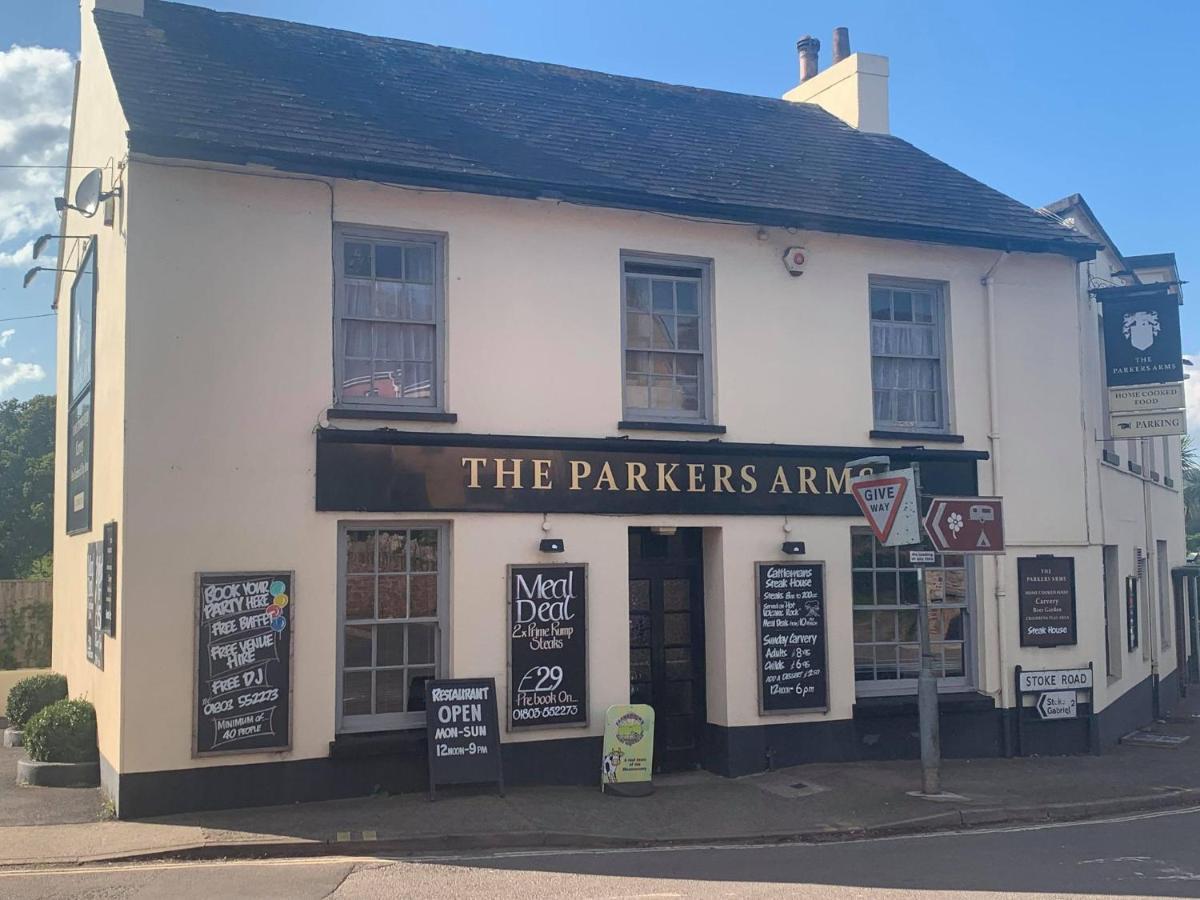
[49,0,1189,817]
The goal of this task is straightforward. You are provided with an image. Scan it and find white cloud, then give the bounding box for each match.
[0,239,35,268]
[1184,353,1200,441]
[0,357,46,395]
[0,44,74,260]
[0,329,13,348]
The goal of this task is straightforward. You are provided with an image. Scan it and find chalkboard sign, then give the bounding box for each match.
[425,677,504,799]
[1017,556,1077,647]
[508,564,587,730]
[102,521,117,637]
[194,572,293,757]
[85,540,104,670]
[756,561,827,713]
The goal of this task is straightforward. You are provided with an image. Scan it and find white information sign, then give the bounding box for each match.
[849,468,920,548]
[1036,691,1078,720]
[1110,409,1187,438]
[1108,383,1185,414]
[1017,667,1092,692]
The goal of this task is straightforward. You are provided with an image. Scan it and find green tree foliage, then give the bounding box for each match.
[0,394,54,579]
[1184,435,1200,540]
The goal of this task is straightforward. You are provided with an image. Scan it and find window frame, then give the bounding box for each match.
[335,521,450,733]
[619,251,716,424]
[850,526,975,698]
[867,276,952,434]
[65,238,97,535]
[332,224,447,412]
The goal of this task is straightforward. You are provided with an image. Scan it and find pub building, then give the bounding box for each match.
[49,1,1191,817]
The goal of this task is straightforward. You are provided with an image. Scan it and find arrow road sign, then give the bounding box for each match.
[850,468,920,547]
[923,497,1005,554]
[1035,690,1077,720]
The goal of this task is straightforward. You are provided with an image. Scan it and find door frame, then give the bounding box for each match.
[627,527,708,772]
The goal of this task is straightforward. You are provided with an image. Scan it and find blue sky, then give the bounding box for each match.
[1,0,1196,406]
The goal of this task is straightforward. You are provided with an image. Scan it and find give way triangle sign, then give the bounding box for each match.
[849,468,920,547]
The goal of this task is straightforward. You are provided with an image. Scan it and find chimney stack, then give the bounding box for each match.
[832,27,851,64]
[796,35,821,83]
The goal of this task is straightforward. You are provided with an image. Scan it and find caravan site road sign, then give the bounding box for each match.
[849,468,919,547]
[924,497,1005,554]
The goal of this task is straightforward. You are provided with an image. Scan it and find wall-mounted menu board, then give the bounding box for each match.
[194,572,293,757]
[755,561,827,714]
[1017,556,1077,647]
[85,540,104,670]
[102,521,117,637]
[507,564,588,730]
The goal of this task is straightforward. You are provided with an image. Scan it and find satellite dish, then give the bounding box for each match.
[73,168,104,218]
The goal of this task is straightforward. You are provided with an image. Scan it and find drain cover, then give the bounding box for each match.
[1121,730,1190,748]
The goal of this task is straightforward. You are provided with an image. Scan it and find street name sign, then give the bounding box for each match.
[1036,690,1078,720]
[849,468,919,547]
[1017,667,1092,691]
[1108,383,1184,414]
[1109,409,1187,438]
[923,497,1005,554]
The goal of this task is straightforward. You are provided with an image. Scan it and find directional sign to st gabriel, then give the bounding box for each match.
[923,497,1005,554]
[850,468,920,547]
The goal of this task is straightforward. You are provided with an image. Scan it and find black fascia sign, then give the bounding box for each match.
[1101,288,1183,387]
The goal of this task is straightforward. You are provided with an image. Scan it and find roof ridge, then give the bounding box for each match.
[143,0,815,112]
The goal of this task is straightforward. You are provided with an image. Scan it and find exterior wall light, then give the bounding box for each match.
[781,542,807,555]
[539,538,565,553]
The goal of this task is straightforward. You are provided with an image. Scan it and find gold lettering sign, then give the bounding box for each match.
[458,457,859,497]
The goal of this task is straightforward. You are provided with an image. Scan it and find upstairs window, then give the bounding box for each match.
[621,254,713,422]
[869,279,949,432]
[334,226,445,409]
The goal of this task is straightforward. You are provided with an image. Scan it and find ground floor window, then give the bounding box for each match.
[338,524,446,732]
[851,528,971,693]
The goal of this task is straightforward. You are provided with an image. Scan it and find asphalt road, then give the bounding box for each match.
[4,807,1200,899]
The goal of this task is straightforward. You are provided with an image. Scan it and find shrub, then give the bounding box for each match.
[5,672,67,728]
[24,699,98,764]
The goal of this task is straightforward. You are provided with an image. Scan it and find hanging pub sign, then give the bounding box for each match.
[316,430,982,517]
[1099,285,1183,388]
[85,540,104,669]
[1017,556,1077,647]
[194,572,293,756]
[425,677,504,800]
[508,564,588,730]
[1126,576,1140,652]
[101,521,117,637]
[755,561,828,713]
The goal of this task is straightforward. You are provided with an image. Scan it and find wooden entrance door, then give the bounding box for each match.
[628,527,707,772]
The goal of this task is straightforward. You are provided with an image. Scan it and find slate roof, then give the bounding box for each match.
[95,0,1098,259]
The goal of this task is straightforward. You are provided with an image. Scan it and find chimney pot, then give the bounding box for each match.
[832,27,851,64]
[797,35,821,83]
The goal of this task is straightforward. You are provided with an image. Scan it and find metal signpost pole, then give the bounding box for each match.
[848,454,940,795]
[911,462,940,795]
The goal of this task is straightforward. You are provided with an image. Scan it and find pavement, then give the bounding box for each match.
[1,697,1199,870]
